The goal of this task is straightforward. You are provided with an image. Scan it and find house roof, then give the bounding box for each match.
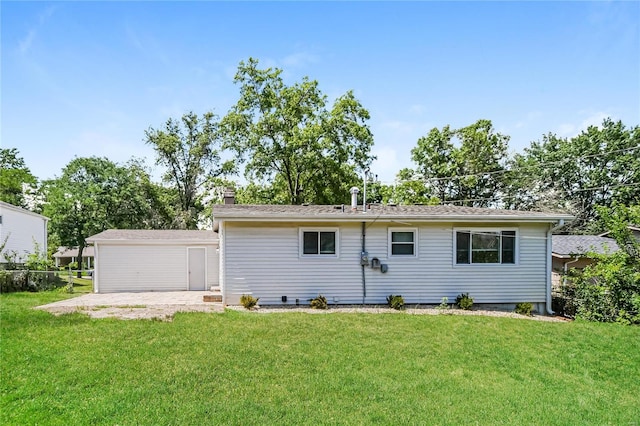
[213,204,574,223]
[0,201,49,221]
[86,229,218,243]
[598,225,640,238]
[53,246,95,258]
[552,235,619,258]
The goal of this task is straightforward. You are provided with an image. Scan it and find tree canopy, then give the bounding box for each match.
[43,157,171,263]
[145,111,233,229]
[406,119,510,206]
[222,58,374,205]
[506,119,640,232]
[0,148,38,209]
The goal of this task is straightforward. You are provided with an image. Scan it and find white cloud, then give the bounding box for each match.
[514,110,543,129]
[408,104,425,115]
[67,131,155,164]
[124,22,169,65]
[18,29,37,55]
[371,146,401,183]
[380,120,415,134]
[17,5,57,55]
[557,111,612,137]
[282,52,319,68]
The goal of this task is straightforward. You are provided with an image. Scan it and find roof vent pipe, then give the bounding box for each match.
[350,187,360,211]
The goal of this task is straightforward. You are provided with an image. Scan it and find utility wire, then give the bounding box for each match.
[437,182,640,206]
[379,145,640,185]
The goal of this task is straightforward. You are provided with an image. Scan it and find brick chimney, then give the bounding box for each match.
[223,188,235,205]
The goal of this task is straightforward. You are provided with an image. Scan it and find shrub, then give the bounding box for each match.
[240,294,259,310]
[386,294,405,310]
[515,302,533,316]
[310,294,328,310]
[455,293,473,310]
[437,297,450,310]
[571,251,640,324]
[0,270,64,293]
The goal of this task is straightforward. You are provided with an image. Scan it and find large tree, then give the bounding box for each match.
[0,148,38,209]
[222,58,374,205]
[506,119,640,232]
[43,157,170,269]
[145,111,233,229]
[409,119,509,206]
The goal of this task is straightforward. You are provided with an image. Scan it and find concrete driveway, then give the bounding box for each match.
[35,291,224,321]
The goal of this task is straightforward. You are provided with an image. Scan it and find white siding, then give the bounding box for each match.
[96,243,218,293]
[0,203,47,263]
[222,221,549,305]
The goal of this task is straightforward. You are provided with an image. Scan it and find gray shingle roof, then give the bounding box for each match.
[53,246,95,258]
[213,204,573,222]
[552,235,619,257]
[86,229,217,242]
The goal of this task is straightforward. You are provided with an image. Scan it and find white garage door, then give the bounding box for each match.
[97,245,189,292]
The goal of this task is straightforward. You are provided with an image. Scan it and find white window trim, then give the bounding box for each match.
[299,228,339,258]
[453,227,519,266]
[388,227,418,258]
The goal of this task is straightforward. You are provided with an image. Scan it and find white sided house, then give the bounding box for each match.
[213,203,573,313]
[87,230,219,293]
[0,201,48,264]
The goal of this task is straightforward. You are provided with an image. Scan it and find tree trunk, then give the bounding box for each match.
[77,244,84,278]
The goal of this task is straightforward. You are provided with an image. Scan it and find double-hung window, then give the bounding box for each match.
[301,229,338,256]
[455,229,516,265]
[389,228,417,257]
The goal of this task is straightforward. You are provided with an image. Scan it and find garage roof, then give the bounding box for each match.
[87,229,218,243]
[552,235,619,258]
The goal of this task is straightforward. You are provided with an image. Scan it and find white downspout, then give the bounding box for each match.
[546,220,565,315]
[563,257,580,285]
[219,221,226,305]
[93,243,99,293]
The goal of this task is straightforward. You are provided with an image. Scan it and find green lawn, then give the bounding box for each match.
[54,272,93,293]
[1,293,639,425]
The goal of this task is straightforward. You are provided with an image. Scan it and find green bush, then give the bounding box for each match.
[566,205,640,324]
[240,294,259,310]
[515,302,533,316]
[0,270,64,293]
[437,297,450,311]
[310,295,328,310]
[386,294,405,310]
[455,293,473,310]
[571,250,640,324]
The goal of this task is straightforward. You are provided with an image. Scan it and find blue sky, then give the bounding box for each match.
[2,1,639,184]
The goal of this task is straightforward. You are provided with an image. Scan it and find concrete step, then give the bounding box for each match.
[204,289,222,303]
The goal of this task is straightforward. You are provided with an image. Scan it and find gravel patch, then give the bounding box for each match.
[227,304,569,322]
[38,304,224,321]
[38,301,568,322]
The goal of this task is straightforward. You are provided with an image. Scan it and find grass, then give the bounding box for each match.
[54,272,93,293]
[2,292,639,425]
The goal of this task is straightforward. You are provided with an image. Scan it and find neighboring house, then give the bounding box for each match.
[53,246,95,269]
[598,225,640,241]
[86,230,219,293]
[213,199,573,313]
[0,201,48,264]
[551,235,620,288]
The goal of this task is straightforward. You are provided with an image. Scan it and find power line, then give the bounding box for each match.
[437,182,640,206]
[379,145,640,185]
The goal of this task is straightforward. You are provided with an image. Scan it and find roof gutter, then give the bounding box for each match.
[546,219,565,315]
[213,215,573,223]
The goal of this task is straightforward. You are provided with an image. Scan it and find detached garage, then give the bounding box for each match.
[87,230,219,293]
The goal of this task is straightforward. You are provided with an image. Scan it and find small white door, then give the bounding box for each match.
[188,248,206,291]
